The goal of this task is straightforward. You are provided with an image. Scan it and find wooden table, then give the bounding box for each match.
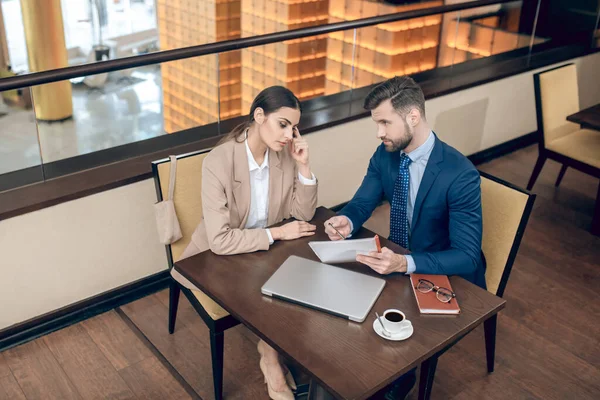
[175,207,506,400]
[567,104,600,131]
[567,104,600,235]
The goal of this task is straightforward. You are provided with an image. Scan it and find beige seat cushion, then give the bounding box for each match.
[537,64,600,170]
[170,267,230,320]
[191,289,230,320]
[546,129,600,169]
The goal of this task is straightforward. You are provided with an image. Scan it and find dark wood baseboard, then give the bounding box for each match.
[0,270,171,352]
[468,132,538,166]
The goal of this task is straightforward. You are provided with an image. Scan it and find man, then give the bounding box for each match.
[324,76,485,399]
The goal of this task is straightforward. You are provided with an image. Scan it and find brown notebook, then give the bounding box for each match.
[410,274,461,314]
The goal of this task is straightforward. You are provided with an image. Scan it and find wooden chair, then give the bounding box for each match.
[527,63,600,191]
[480,171,535,372]
[152,150,240,400]
[418,172,536,400]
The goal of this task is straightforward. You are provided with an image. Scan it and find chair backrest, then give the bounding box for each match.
[152,149,210,265]
[534,63,580,146]
[480,171,535,297]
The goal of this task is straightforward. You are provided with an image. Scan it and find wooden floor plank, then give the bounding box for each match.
[3,339,81,400]
[0,354,10,379]
[81,310,153,371]
[481,149,597,213]
[119,294,217,399]
[119,357,193,400]
[498,315,600,400]
[43,324,135,400]
[504,257,600,365]
[433,337,539,400]
[0,374,27,400]
[123,291,271,399]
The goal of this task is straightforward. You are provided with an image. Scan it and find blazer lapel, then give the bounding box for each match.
[411,136,444,228]
[233,140,251,227]
[267,149,283,226]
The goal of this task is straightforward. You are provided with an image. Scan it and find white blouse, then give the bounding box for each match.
[243,138,316,243]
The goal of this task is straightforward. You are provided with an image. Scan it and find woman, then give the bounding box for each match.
[172,86,318,400]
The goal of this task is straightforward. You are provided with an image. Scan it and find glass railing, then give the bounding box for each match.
[0,0,598,193]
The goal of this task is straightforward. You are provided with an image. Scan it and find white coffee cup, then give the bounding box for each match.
[382,309,412,334]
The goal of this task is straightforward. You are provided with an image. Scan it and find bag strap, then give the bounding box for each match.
[167,155,177,200]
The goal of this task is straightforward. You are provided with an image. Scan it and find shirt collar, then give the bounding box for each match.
[403,131,435,163]
[245,135,269,172]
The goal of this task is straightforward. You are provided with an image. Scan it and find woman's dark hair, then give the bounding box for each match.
[219,86,302,144]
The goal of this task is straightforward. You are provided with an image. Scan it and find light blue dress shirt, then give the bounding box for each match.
[346,131,436,274]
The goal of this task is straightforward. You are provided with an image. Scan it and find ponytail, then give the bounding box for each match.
[217,121,249,145]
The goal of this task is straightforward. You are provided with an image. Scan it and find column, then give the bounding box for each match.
[20,0,73,121]
[0,3,9,69]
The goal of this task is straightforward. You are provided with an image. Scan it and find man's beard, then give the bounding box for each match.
[383,121,413,152]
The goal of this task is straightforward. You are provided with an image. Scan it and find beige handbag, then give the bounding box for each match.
[154,156,183,245]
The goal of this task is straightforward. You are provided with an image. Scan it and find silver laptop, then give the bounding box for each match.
[261,255,386,322]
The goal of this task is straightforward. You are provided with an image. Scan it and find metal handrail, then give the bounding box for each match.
[0,0,514,91]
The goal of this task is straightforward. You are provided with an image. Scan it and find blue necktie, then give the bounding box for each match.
[389,153,412,249]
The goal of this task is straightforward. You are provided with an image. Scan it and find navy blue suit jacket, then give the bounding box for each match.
[339,135,486,288]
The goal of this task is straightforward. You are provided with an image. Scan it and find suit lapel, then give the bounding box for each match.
[411,136,444,228]
[233,140,251,227]
[267,149,283,226]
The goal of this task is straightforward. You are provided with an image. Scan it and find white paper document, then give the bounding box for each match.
[308,237,378,263]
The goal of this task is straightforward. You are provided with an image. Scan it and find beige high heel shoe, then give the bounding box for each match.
[257,341,297,390]
[259,358,295,400]
[282,366,297,391]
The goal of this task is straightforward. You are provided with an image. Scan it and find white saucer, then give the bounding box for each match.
[372,320,414,341]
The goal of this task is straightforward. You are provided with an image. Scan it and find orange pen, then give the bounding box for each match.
[374,235,382,253]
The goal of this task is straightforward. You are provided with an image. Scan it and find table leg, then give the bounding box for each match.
[418,356,438,400]
[591,181,600,236]
[307,380,336,400]
[484,314,498,373]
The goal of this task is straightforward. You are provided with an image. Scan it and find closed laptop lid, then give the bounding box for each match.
[261,255,386,322]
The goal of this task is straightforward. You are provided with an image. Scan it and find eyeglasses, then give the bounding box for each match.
[415,279,456,303]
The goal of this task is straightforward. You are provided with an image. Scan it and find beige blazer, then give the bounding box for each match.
[173,138,318,290]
